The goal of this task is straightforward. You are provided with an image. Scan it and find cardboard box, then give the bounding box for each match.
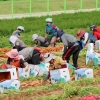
[0,68,18,82]
[0,80,20,93]
[0,70,11,82]
[18,67,30,79]
[95,40,100,50]
[29,64,34,76]
[50,68,70,84]
[18,63,49,78]
[34,63,49,76]
[75,68,93,80]
[6,68,18,80]
[86,52,100,66]
[67,63,75,75]
[94,52,100,65]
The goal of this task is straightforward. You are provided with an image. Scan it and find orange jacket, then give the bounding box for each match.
[10,59,24,68]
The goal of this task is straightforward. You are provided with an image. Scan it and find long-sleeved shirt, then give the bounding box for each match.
[45,23,60,37]
[15,39,26,47]
[61,33,78,47]
[7,58,25,68]
[61,34,79,56]
[93,31,100,40]
[37,36,46,43]
[82,32,89,44]
[93,27,100,33]
[18,47,34,61]
[81,32,96,44]
[10,35,26,48]
[12,30,21,38]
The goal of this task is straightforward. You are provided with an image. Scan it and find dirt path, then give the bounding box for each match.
[0,8,100,19]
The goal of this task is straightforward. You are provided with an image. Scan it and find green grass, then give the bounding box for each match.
[0,10,100,100]
[0,0,100,15]
[0,11,100,47]
[0,46,100,99]
[1,77,100,100]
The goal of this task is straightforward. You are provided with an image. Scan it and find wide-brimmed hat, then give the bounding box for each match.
[44,53,56,63]
[76,30,86,38]
[32,34,38,41]
[6,49,23,60]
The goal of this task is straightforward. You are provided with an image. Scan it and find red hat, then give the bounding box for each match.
[76,30,86,38]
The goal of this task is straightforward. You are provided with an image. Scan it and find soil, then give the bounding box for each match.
[2,88,63,100]
[63,96,81,100]
[21,80,50,90]
[0,47,100,100]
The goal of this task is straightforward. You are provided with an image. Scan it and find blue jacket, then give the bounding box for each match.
[87,32,96,42]
[57,30,64,42]
[46,23,57,37]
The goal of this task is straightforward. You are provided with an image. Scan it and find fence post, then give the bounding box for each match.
[96,0,98,11]
[64,0,66,13]
[47,0,49,15]
[80,0,82,12]
[11,0,14,19]
[30,0,32,17]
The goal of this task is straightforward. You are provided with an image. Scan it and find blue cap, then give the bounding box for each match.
[90,24,95,28]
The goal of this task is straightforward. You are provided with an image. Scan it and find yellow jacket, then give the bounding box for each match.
[49,56,66,70]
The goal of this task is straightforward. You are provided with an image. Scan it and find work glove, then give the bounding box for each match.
[24,62,29,72]
[6,64,13,68]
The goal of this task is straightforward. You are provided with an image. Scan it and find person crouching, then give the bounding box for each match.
[6,49,29,71]
[32,34,49,47]
[44,53,66,70]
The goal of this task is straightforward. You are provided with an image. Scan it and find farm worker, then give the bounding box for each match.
[18,46,44,65]
[59,33,81,69]
[45,18,60,47]
[90,24,100,40]
[12,26,24,38]
[90,24,100,33]
[76,30,96,45]
[57,30,65,42]
[6,49,29,72]
[9,35,26,52]
[32,34,49,47]
[44,53,66,70]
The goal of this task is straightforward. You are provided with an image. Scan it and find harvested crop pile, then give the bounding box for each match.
[0,44,63,58]
[94,50,100,53]
[0,54,7,58]
[41,44,63,53]
[20,79,47,89]
[0,48,11,52]
[0,48,11,58]
[94,70,100,77]
[20,75,75,89]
